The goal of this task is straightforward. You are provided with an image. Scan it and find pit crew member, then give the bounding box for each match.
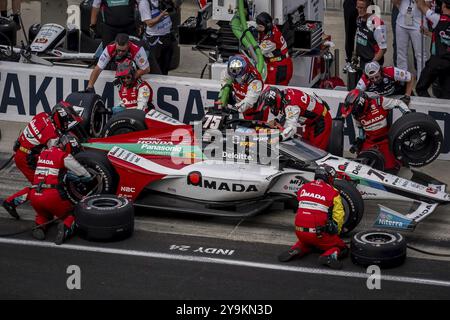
[356,61,415,104]
[29,137,92,245]
[278,165,347,270]
[257,86,332,150]
[87,33,150,91]
[2,103,82,219]
[113,59,154,114]
[415,0,450,97]
[220,54,266,121]
[341,89,411,173]
[256,12,293,86]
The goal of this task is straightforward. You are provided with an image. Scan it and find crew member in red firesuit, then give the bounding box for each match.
[86,33,150,92]
[1,102,82,219]
[278,165,347,269]
[29,136,92,244]
[256,86,332,150]
[256,12,293,86]
[219,54,266,121]
[356,61,415,104]
[341,89,411,173]
[112,59,154,114]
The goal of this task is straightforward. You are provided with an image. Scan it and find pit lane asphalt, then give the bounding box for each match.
[1,157,450,299]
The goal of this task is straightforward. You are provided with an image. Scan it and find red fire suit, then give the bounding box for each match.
[259,25,293,86]
[118,79,153,111]
[221,56,266,121]
[356,66,412,96]
[97,41,149,71]
[14,112,59,182]
[353,96,409,171]
[29,146,90,228]
[278,89,332,150]
[291,180,347,258]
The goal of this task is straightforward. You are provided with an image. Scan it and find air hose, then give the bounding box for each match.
[218,0,267,106]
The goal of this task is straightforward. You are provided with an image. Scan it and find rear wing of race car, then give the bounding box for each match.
[373,201,440,231]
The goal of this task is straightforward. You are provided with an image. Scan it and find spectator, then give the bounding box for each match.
[394,0,428,79]
[139,0,174,75]
[87,33,150,91]
[355,0,388,69]
[416,0,450,97]
[90,0,137,48]
[0,0,21,29]
[343,0,358,72]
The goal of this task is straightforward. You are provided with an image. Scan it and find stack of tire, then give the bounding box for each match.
[351,230,407,268]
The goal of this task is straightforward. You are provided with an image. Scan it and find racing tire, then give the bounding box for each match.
[389,112,443,167]
[65,91,109,139]
[75,195,134,242]
[65,150,118,204]
[334,179,364,234]
[327,118,344,157]
[356,149,385,171]
[102,109,147,137]
[351,230,407,269]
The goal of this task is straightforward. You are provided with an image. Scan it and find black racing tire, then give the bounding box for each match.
[356,149,385,171]
[102,109,147,137]
[389,112,443,167]
[334,179,364,235]
[327,118,344,157]
[351,230,407,269]
[65,150,118,204]
[65,91,109,139]
[75,194,134,242]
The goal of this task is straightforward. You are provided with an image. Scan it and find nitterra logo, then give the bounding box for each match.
[187,171,258,192]
[300,190,326,201]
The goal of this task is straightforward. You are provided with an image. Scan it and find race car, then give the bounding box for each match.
[63,100,449,235]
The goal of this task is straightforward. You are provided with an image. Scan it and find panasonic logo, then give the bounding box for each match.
[300,190,326,201]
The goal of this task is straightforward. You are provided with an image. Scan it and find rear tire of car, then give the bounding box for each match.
[356,149,385,171]
[351,230,407,269]
[65,91,109,139]
[102,109,147,137]
[65,150,118,204]
[75,195,134,242]
[389,112,443,167]
[327,118,344,157]
[334,179,364,235]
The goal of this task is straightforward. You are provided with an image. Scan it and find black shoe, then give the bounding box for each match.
[12,14,21,30]
[318,255,343,270]
[278,248,302,262]
[2,200,20,220]
[55,222,75,245]
[32,227,46,240]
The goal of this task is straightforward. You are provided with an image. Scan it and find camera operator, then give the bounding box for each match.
[416,0,450,97]
[90,0,138,48]
[139,0,175,75]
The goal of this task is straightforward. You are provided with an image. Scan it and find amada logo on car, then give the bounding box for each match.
[187,171,258,192]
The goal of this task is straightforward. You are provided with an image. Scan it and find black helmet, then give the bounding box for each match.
[257,86,284,116]
[256,12,273,32]
[341,89,369,118]
[51,101,82,132]
[314,165,337,185]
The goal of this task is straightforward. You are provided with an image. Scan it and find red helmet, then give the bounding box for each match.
[257,86,284,116]
[115,59,136,86]
[341,89,369,118]
[51,101,83,132]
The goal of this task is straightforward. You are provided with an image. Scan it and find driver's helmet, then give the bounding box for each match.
[364,61,382,83]
[227,55,249,83]
[314,165,336,185]
[341,89,369,118]
[56,134,78,154]
[115,59,136,87]
[256,12,273,33]
[51,101,83,132]
[257,86,284,116]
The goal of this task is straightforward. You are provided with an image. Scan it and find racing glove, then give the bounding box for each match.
[89,24,96,39]
[112,105,126,114]
[400,95,411,106]
[349,138,364,154]
[325,219,339,235]
[85,87,95,94]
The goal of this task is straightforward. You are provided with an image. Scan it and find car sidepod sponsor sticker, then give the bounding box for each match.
[374,205,415,231]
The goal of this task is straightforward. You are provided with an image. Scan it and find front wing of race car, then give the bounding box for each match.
[317,155,450,231]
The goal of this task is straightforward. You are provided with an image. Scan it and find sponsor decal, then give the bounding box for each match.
[120,186,136,193]
[222,151,253,161]
[360,191,377,197]
[426,187,438,194]
[352,164,363,175]
[299,189,326,201]
[187,171,258,192]
[137,138,174,145]
[37,159,54,165]
[338,162,349,171]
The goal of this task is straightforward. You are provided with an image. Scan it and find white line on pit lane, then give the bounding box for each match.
[1,238,450,288]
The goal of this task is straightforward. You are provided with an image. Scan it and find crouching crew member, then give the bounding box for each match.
[278,165,348,270]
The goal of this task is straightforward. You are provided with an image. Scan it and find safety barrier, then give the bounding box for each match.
[1,61,450,159]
